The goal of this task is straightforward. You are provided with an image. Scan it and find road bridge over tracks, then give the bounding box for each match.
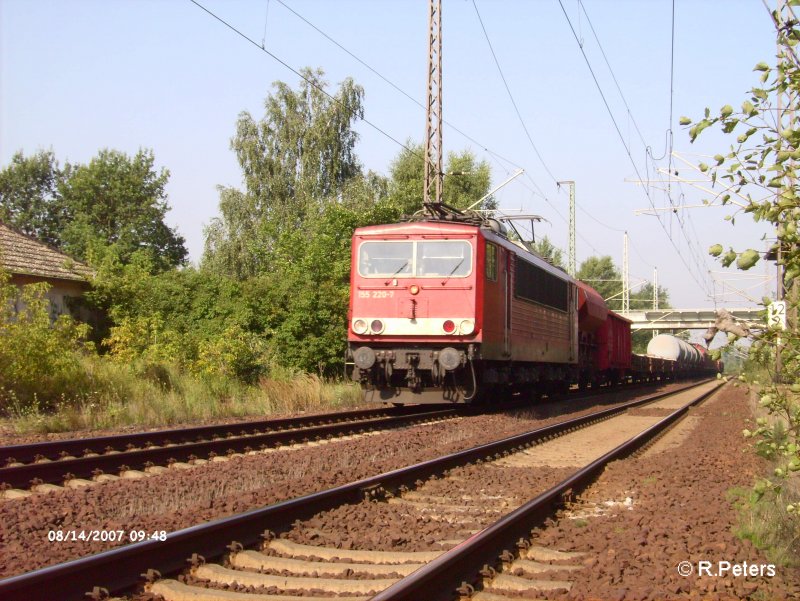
[623,308,762,331]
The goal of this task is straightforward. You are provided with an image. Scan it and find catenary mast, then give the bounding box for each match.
[424,0,443,210]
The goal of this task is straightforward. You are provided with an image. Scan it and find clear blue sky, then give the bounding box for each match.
[0,0,778,312]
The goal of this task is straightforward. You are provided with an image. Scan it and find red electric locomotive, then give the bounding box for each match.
[346,218,578,403]
[346,213,723,404]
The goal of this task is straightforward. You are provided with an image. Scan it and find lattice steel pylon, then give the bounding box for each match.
[653,267,658,310]
[652,266,658,338]
[557,180,576,276]
[424,0,443,208]
[622,231,630,314]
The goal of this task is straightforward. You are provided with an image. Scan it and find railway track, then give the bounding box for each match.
[374,379,724,601]
[0,378,719,601]
[0,405,458,495]
[0,380,664,496]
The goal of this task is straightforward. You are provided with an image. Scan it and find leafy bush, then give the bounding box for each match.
[0,272,93,412]
[725,299,799,511]
[104,314,184,366]
[87,251,271,380]
[195,324,267,382]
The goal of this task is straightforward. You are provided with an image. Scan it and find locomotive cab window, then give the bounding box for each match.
[358,240,472,278]
[358,241,413,276]
[416,241,471,277]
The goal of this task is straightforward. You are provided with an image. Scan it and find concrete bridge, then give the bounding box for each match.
[622,308,762,331]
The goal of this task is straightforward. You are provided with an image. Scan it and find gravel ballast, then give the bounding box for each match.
[0,383,694,579]
[518,383,800,600]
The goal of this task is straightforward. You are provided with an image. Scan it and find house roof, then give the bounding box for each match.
[0,222,92,283]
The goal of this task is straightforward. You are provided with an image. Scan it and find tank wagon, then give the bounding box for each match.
[346,215,721,404]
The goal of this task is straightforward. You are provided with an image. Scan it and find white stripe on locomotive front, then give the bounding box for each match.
[352,317,475,336]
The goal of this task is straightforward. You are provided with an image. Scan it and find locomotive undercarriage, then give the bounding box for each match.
[347,342,579,404]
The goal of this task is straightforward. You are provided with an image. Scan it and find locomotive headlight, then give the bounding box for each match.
[442,319,456,334]
[410,285,420,295]
[459,319,475,335]
[352,319,368,334]
[370,319,385,334]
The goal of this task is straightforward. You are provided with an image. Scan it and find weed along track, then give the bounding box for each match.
[0,405,458,496]
[0,380,724,600]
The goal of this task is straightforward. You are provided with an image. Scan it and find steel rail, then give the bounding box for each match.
[0,379,712,601]
[0,409,460,490]
[370,381,724,601]
[0,378,659,466]
[0,379,672,489]
[0,404,443,465]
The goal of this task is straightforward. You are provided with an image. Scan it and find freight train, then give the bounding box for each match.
[346,212,722,404]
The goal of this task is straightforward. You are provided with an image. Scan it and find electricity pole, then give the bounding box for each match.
[653,267,659,310]
[652,266,658,338]
[622,232,630,314]
[424,0,443,208]
[557,180,576,277]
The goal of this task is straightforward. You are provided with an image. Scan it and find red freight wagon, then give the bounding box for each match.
[595,310,632,385]
[575,281,607,388]
[574,282,631,386]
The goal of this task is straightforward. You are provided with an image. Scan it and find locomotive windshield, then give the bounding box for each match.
[358,240,472,278]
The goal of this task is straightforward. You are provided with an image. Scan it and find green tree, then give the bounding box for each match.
[630,282,670,311]
[88,251,268,381]
[387,142,494,215]
[0,150,65,246]
[577,256,622,310]
[532,235,565,268]
[685,6,800,517]
[0,148,185,271]
[203,68,366,278]
[576,256,670,314]
[59,149,186,271]
[264,199,401,374]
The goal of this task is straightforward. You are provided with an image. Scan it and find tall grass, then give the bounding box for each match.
[0,276,363,435]
[728,485,800,567]
[2,357,363,434]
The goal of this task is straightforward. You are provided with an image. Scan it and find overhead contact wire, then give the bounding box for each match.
[471,0,559,183]
[188,0,417,156]
[578,0,649,152]
[274,0,526,173]
[557,0,713,297]
[273,0,604,248]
